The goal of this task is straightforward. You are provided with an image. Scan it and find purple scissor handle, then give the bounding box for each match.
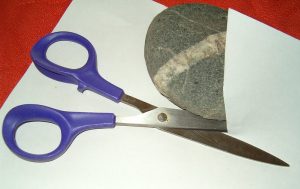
[1,32,155,162]
[3,32,124,162]
[2,104,116,162]
[31,31,124,102]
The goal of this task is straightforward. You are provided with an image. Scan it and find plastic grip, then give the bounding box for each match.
[2,104,116,162]
[30,31,124,102]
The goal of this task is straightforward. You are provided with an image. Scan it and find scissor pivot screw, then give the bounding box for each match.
[157,112,168,122]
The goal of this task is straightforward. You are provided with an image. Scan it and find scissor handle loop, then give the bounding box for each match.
[2,104,116,162]
[31,31,96,83]
[31,31,124,102]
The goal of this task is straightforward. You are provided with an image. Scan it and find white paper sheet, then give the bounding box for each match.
[1,1,300,188]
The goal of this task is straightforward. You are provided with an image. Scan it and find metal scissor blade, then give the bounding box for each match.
[121,94,288,166]
[116,107,227,131]
[159,128,289,166]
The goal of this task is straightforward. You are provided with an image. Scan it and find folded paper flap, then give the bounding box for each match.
[224,9,300,148]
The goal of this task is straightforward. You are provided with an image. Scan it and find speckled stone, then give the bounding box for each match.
[144,4,227,120]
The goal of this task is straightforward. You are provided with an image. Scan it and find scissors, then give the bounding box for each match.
[2,32,288,166]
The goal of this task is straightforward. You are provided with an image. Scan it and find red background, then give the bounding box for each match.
[0,0,299,108]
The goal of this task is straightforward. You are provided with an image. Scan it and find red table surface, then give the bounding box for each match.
[0,0,299,108]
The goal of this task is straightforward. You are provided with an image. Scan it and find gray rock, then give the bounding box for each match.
[144,3,227,120]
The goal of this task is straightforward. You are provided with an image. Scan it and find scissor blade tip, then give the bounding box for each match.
[268,158,289,167]
[280,161,289,167]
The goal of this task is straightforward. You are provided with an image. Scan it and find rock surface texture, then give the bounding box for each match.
[145,4,227,120]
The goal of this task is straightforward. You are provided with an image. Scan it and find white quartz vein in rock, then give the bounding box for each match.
[153,31,226,95]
